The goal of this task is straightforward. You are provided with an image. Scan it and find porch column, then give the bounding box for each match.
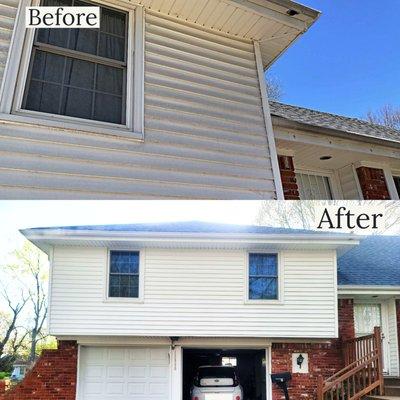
[278,155,300,200]
[356,166,391,200]
[397,300,400,363]
[338,299,355,341]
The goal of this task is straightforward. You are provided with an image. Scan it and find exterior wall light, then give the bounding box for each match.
[296,353,305,369]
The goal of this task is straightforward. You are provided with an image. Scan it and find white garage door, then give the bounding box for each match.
[78,347,170,400]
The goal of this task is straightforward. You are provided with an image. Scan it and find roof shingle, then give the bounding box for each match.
[270,101,400,145]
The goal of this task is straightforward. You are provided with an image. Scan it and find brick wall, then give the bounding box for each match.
[0,341,78,400]
[278,155,300,200]
[338,298,355,342]
[356,166,391,200]
[271,299,355,400]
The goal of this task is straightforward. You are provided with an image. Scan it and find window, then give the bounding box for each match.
[393,176,400,197]
[221,357,237,367]
[296,172,334,200]
[354,304,381,338]
[22,0,127,125]
[109,251,139,298]
[248,253,278,300]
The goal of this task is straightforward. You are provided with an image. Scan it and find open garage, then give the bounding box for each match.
[182,348,267,400]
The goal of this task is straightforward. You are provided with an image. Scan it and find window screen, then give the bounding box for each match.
[248,253,278,300]
[109,251,139,298]
[296,172,334,200]
[23,0,127,124]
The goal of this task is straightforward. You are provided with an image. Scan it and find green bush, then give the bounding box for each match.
[0,371,11,379]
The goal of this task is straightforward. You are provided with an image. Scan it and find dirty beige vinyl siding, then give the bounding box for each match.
[49,247,337,338]
[338,165,362,200]
[0,9,276,199]
[0,0,17,84]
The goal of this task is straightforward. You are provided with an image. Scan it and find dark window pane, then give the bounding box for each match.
[37,28,70,48]
[249,254,277,276]
[394,176,400,197]
[31,50,65,83]
[101,7,126,36]
[249,277,277,300]
[110,251,139,274]
[94,93,122,124]
[24,1,127,124]
[99,33,125,61]
[64,58,95,89]
[68,29,99,56]
[96,65,122,94]
[61,87,93,119]
[109,251,139,298]
[25,81,61,114]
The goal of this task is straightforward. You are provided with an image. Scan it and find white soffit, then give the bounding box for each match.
[138,0,320,68]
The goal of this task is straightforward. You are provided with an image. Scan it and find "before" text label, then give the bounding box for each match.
[26,6,100,28]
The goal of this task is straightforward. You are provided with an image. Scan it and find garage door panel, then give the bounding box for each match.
[129,366,147,378]
[79,347,171,400]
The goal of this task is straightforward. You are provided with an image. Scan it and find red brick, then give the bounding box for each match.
[278,155,300,200]
[0,341,77,400]
[271,299,355,400]
[356,166,390,200]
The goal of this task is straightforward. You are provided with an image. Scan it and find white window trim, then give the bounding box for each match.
[244,251,284,305]
[104,248,145,303]
[0,0,145,141]
[295,167,343,200]
[392,169,400,199]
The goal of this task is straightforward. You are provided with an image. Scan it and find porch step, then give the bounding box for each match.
[386,378,400,387]
[385,387,400,397]
[365,397,400,400]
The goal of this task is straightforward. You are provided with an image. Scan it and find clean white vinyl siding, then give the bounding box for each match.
[49,247,337,338]
[387,299,400,376]
[0,7,277,199]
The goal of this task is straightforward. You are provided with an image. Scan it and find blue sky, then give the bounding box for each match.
[268,0,400,119]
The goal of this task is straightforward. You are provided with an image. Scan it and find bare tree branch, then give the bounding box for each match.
[366,104,400,130]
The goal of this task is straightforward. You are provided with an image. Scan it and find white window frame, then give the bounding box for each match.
[0,0,144,141]
[244,251,284,305]
[295,168,342,200]
[104,248,145,303]
[391,169,400,200]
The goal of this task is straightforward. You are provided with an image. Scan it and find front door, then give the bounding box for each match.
[354,303,390,374]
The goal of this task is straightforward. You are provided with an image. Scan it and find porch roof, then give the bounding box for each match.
[338,235,400,286]
[270,101,400,147]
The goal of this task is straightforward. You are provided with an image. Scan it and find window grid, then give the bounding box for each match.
[248,253,278,300]
[109,250,139,298]
[22,0,128,125]
[296,172,334,200]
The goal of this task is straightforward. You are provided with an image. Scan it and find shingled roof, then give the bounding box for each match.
[338,235,400,286]
[270,101,400,145]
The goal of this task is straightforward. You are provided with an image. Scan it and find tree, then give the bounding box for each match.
[0,290,28,363]
[6,241,49,362]
[255,200,400,234]
[366,104,400,130]
[266,74,283,101]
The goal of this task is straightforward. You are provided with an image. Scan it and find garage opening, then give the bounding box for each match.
[182,348,266,400]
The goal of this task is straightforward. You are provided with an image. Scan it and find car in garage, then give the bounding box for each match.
[191,366,243,400]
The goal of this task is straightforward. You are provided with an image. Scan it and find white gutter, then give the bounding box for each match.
[20,228,361,243]
[338,286,400,295]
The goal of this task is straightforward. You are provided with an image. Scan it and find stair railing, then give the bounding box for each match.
[317,327,384,400]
